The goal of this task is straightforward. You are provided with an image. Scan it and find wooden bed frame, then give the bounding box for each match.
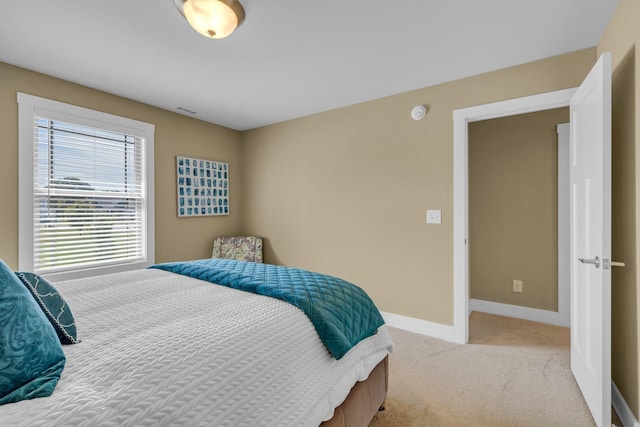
[320,356,388,427]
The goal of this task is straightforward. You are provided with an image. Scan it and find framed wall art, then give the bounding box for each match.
[176,156,229,217]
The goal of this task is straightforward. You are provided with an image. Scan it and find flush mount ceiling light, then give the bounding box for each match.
[175,0,245,39]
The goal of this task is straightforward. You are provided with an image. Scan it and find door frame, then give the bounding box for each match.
[452,88,577,343]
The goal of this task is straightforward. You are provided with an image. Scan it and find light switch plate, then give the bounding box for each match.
[426,210,442,224]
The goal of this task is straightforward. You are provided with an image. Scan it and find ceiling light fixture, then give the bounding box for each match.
[174,0,245,39]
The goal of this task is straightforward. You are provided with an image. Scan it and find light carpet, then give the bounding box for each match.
[370,311,595,427]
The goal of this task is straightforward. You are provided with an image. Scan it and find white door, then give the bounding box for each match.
[570,52,612,427]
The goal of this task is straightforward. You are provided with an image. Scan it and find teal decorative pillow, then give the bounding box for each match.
[0,260,66,405]
[15,272,78,345]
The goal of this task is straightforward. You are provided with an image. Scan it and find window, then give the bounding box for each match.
[18,93,155,280]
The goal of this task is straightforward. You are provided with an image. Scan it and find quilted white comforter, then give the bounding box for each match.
[0,269,393,427]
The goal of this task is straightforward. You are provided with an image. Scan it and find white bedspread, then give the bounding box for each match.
[0,269,393,427]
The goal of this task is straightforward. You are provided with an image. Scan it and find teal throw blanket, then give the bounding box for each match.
[150,259,384,359]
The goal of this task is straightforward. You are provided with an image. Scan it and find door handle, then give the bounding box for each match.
[603,259,625,269]
[578,256,600,268]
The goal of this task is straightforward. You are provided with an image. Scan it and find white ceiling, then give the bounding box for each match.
[0,0,618,131]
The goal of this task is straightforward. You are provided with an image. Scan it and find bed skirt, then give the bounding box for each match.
[320,356,388,427]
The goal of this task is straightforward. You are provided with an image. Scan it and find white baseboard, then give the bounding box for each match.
[613,381,640,427]
[381,311,461,343]
[469,299,570,327]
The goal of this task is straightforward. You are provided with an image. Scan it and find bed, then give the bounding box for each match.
[0,260,393,426]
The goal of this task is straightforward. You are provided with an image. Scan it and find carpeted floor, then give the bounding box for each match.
[369,311,595,427]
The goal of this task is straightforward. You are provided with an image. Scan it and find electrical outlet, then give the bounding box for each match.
[512,280,523,293]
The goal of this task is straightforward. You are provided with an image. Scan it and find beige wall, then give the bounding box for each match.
[469,108,568,311]
[241,48,596,325]
[597,0,640,418]
[4,7,635,415]
[0,62,243,269]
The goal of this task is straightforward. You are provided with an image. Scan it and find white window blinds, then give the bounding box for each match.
[32,116,146,273]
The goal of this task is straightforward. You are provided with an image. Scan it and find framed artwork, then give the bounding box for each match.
[176,156,229,217]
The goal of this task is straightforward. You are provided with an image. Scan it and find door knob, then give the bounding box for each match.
[578,256,600,268]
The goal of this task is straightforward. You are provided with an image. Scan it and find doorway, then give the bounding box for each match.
[451,88,577,343]
[467,111,570,327]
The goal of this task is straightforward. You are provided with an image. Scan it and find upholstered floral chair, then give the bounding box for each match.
[211,236,263,263]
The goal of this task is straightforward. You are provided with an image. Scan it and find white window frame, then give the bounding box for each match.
[18,93,155,281]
